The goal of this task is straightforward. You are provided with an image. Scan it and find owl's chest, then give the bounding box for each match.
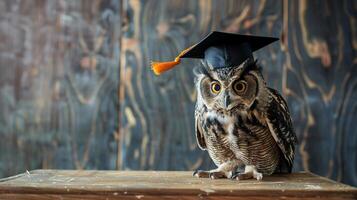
[201,111,239,165]
[202,111,238,140]
[201,109,281,173]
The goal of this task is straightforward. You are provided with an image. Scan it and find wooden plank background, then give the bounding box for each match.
[0,0,356,187]
[0,0,121,174]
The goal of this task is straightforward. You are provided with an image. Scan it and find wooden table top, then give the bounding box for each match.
[0,170,356,199]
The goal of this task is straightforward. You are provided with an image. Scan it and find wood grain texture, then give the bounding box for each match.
[282,0,357,186]
[0,170,356,200]
[0,0,121,177]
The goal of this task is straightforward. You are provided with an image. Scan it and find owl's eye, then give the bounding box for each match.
[211,82,221,94]
[233,81,247,94]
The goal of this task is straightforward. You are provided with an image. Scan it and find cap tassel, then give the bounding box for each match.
[151,45,193,75]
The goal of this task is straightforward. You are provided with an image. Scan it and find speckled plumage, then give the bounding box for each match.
[194,59,297,180]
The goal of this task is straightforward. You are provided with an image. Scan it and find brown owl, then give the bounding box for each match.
[152,31,297,180]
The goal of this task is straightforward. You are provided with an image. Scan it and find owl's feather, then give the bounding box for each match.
[266,88,298,172]
[195,108,206,150]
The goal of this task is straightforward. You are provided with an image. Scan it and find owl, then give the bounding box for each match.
[150,31,297,180]
[193,57,298,180]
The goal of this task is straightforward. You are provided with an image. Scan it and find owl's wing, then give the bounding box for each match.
[266,88,298,172]
[195,105,207,150]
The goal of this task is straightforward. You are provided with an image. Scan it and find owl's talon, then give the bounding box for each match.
[254,172,263,181]
[193,170,210,178]
[209,171,226,179]
[231,173,243,180]
[208,172,213,179]
[231,172,254,180]
[230,172,239,180]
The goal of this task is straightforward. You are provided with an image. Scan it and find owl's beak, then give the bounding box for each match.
[224,95,231,109]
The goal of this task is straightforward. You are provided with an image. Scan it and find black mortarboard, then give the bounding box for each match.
[151,31,278,75]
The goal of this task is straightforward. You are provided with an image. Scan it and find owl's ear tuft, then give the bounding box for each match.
[245,59,262,73]
[193,64,209,77]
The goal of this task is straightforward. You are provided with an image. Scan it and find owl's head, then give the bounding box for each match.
[195,58,266,112]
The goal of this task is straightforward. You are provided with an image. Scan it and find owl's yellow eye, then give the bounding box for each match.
[211,82,221,94]
[233,81,247,93]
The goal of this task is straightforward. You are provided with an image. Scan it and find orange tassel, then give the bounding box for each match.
[151,45,194,75]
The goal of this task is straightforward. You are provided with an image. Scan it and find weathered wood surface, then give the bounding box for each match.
[119,0,357,186]
[0,0,121,177]
[0,170,356,200]
[0,0,356,189]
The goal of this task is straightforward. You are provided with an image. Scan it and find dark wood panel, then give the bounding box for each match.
[0,0,121,177]
[0,170,356,199]
[282,0,357,186]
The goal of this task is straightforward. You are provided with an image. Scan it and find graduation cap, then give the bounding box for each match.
[151,31,279,75]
